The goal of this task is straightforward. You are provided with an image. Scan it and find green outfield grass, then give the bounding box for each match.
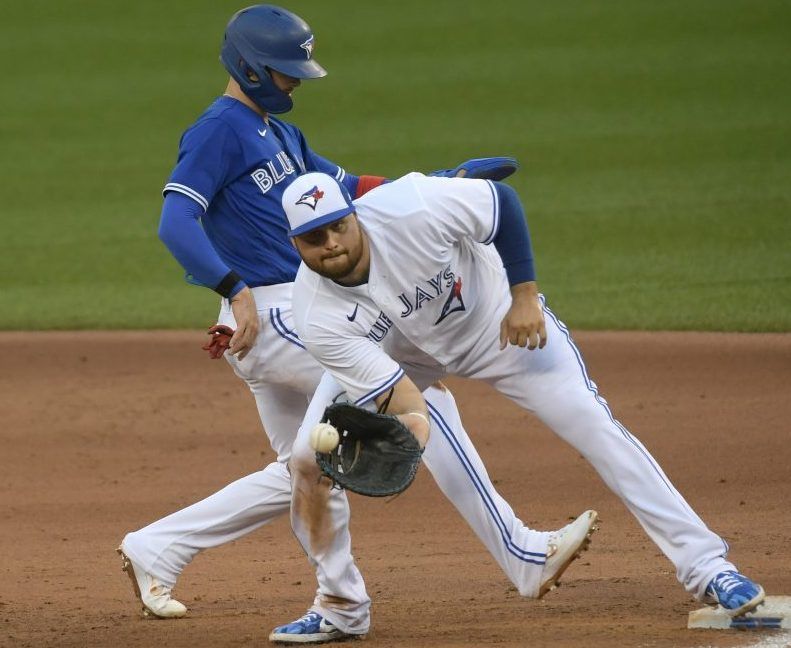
[1,0,789,331]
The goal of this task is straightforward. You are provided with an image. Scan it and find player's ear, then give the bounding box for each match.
[289,236,297,249]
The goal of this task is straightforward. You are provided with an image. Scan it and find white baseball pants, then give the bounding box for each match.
[454,296,736,600]
[121,285,555,634]
[288,296,736,629]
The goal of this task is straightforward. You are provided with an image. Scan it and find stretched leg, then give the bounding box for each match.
[467,297,737,600]
[120,305,327,606]
[121,380,309,587]
[422,383,551,597]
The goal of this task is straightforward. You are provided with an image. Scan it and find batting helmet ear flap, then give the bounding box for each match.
[220,4,327,114]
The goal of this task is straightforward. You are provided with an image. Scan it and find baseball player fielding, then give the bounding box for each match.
[282,169,768,632]
[309,422,340,453]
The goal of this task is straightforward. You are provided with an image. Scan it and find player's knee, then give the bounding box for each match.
[288,443,321,479]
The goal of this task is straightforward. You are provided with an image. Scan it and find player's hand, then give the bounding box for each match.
[228,287,259,360]
[499,282,547,351]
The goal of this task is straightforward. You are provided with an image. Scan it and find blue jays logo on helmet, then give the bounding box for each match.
[220,5,326,114]
[296,186,325,210]
[299,35,315,59]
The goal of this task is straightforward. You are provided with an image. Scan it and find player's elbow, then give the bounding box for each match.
[157,210,178,255]
[157,213,170,244]
[158,191,204,246]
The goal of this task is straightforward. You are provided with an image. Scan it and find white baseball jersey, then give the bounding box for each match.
[292,173,511,405]
[291,172,739,614]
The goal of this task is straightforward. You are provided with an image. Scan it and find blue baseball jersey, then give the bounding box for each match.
[163,96,356,287]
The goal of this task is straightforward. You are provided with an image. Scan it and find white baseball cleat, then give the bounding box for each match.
[538,509,599,598]
[117,546,187,618]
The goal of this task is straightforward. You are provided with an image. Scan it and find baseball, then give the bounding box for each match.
[310,422,340,453]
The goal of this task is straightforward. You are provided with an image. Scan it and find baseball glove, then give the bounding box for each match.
[315,402,424,497]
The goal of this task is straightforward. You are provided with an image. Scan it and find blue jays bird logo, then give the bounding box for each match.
[435,277,466,324]
[300,35,315,59]
[296,186,324,210]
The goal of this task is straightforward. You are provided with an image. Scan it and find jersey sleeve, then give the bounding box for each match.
[302,326,404,407]
[416,174,500,245]
[291,256,402,407]
[163,119,241,211]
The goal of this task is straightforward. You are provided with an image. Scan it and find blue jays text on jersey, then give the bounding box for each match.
[367,311,394,343]
[250,152,296,195]
[163,96,357,288]
[396,265,459,318]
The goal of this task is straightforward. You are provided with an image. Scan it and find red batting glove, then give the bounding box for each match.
[202,324,235,359]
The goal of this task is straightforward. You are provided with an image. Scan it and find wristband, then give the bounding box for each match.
[214,270,243,298]
[355,175,388,198]
[404,411,430,427]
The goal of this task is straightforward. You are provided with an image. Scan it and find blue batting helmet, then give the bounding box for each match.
[220,4,327,114]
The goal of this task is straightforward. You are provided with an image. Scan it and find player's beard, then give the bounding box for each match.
[306,227,366,284]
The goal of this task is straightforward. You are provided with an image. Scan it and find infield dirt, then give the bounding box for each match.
[1,331,789,648]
